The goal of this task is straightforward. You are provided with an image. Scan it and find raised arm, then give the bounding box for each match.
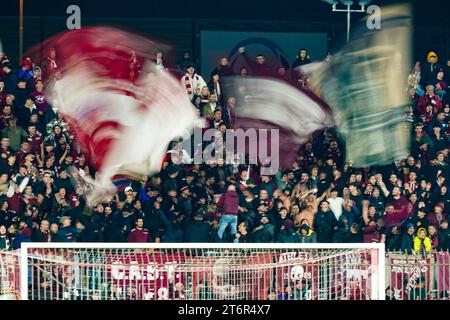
[376,174,390,197]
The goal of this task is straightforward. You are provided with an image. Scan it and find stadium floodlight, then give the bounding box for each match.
[323,0,367,43]
[321,0,338,4]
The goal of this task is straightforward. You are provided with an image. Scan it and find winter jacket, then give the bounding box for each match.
[216,190,239,215]
[400,232,414,254]
[413,228,432,254]
[276,228,300,243]
[421,52,441,85]
[253,223,276,243]
[184,220,214,243]
[56,226,78,242]
[298,229,318,243]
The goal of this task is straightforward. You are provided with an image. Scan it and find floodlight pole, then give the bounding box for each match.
[19,0,24,61]
[330,3,366,43]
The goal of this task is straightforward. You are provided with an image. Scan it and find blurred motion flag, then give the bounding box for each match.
[28,28,198,204]
[309,4,412,167]
[228,77,334,171]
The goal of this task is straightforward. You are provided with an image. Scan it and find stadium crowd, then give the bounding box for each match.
[0,44,450,258]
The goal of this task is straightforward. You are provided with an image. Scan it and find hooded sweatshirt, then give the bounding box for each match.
[421,51,441,85]
[413,227,432,254]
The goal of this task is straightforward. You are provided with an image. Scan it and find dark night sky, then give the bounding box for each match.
[0,0,449,27]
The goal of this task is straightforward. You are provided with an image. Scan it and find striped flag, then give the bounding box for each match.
[29,28,199,204]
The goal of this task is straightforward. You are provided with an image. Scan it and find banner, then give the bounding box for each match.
[107,250,186,300]
[388,254,431,300]
[436,252,450,295]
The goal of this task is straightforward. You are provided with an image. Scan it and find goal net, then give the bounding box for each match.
[4,243,384,300]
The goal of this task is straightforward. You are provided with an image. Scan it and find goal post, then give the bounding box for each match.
[19,243,385,301]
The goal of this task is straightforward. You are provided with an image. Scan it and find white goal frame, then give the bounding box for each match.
[20,243,385,301]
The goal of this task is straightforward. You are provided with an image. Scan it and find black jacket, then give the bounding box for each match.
[184,219,214,243]
[400,233,414,254]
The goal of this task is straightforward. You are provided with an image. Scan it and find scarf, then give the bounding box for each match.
[184,73,201,96]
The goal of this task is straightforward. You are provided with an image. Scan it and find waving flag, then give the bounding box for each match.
[29,28,198,204]
[308,4,412,167]
[228,77,334,172]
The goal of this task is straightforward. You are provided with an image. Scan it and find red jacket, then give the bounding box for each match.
[127,228,151,243]
[427,212,447,229]
[417,94,442,115]
[216,190,239,215]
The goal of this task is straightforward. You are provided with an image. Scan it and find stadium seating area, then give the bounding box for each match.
[0,43,449,260]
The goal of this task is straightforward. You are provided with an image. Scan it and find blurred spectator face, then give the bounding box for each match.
[291,205,299,215]
[277,67,286,76]
[300,50,307,59]
[259,189,269,199]
[35,81,44,91]
[96,204,104,213]
[136,218,144,228]
[212,74,220,81]
[184,52,190,59]
[210,94,217,103]
[320,201,329,211]
[256,55,265,65]
[391,187,401,197]
[40,220,49,232]
[240,68,248,76]
[220,57,228,66]
[0,174,8,183]
[201,87,209,96]
[105,206,112,215]
[428,225,437,236]
[34,68,41,78]
[368,206,376,217]
[168,190,177,197]
[18,81,27,89]
[43,173,52,184]
[434,205,443,214]
[389,174,397,184]
[30,114,39,123]
[386,205,394,214]
[50,223,59,234]
[419,229,426,238]
[0,225,6,235]
[1,137,9,147]
[49,49,56,59]
[238,222,247,233]
[372,189,380,198]
[0,81,4,91]
[426,85,435,95]
[186,66,195,75]
[441,220,448,230]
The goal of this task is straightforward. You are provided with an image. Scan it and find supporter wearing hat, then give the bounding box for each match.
[181,62,206,99]
[298,224,317,243]
[421,51,441,86]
